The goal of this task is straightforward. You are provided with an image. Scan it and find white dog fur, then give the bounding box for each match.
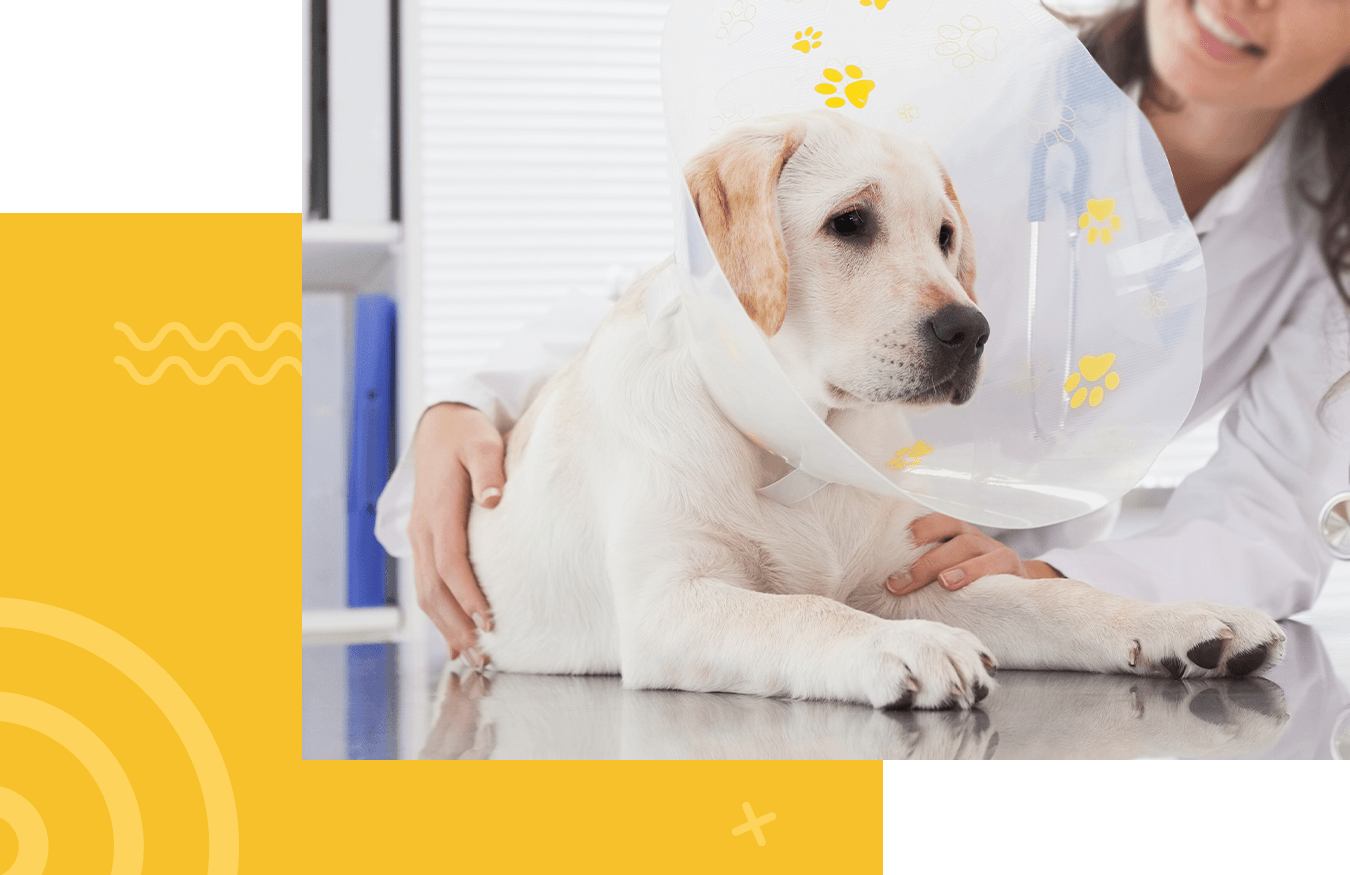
[464,110,1286,710]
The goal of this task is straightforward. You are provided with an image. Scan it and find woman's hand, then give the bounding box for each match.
[886,512,1063,596]
[409,402,507,664]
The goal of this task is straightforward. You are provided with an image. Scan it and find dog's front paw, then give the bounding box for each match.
[858,620,997,710]
[1126,602,1286,680]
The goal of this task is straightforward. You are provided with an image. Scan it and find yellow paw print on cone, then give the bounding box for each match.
[1064,353,1121,408]
[887,440,932,470]
[792,27,822,53]
[1079,198,1122,245]
[860,0,891,8]
[817,65,874,109]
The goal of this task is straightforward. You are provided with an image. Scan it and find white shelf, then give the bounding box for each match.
[303,220,401,291]
[302,606,402,644]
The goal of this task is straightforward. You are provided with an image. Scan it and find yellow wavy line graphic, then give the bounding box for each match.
[114,321,302,351]
[113,355,302,385]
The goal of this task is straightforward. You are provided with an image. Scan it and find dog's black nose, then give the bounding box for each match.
[928,304,989,355]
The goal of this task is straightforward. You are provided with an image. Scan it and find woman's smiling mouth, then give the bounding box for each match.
[1190,0,1267,60]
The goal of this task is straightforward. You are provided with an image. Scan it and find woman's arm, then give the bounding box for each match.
[374,290,614,657]
[903,275,1350,620]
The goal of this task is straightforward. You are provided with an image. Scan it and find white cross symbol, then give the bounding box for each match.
[731,801,776,846]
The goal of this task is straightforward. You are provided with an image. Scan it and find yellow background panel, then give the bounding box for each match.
[0,214,881,873]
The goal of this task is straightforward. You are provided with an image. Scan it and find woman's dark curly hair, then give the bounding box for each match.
[1052,3,1350,400]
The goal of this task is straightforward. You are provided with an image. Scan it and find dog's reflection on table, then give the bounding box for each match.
[419,666,1290,760]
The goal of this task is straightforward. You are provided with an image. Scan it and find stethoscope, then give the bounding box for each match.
[1322,476,1350,560]
[1316,476,1349,760]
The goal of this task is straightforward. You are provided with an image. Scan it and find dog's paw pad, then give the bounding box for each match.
[1186,637,1226,669]
[1225,644,1268,677]
[1159,655,1186,679]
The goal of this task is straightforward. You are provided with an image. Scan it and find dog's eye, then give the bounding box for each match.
[938,222,955,255]
[829,210,866,237]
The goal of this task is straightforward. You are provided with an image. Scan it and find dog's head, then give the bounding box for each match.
[684,110,987,409]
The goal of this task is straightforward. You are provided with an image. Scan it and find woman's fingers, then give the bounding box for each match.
[431,499,495,635]
[907,511,974,545]
[412,534,482,662]
[460,433,507,509]
[929,544,1025,591]
[888,512,978,593]
[890,512,1036,595]
[884,571,927,596]
[409,403,506,661]
[440,427,500,630]
[893,533,1007,593]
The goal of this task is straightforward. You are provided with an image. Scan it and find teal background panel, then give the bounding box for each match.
[885,761,1339,869]
[0,0,298,211]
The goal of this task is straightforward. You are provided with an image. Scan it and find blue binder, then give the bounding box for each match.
[347,295,396,607]
[346,642,399,759]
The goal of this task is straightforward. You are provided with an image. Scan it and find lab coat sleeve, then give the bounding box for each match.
[1041,277,1350,620]
[374,290,615,558]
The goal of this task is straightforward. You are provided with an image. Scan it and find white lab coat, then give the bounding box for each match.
[377,111,1350,621]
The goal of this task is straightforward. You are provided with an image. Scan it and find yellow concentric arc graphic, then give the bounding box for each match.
[113,321,301,351]
[113,355,302,385]
[0,694,142,875]
[0,787,48,875]
[0,599,238,875]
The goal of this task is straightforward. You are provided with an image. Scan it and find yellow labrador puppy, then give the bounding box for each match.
[466,110,1284,709]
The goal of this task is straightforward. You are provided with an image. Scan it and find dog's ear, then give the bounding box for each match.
[942,173,978,305]
[684,124,805,336]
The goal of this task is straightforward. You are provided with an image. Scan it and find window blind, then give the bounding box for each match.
[413,0,674,399]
